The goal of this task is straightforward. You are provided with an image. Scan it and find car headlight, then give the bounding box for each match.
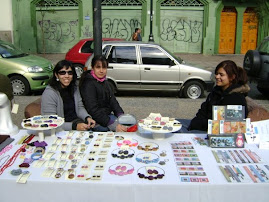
[28,66,44,73]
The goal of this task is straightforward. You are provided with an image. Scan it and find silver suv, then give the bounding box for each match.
[85,41,213,99]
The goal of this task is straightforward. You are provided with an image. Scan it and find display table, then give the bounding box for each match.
[0,130,269,202]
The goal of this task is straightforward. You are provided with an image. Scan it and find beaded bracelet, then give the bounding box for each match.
[137,166,165,180]
[137,142,159,151]
[111,148,135,159]
[108,163,134,176]
[136,153,159,164]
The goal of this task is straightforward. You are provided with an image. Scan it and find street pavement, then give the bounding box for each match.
[11,53,269,129]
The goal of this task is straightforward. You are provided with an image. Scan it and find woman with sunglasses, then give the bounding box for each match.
[41,60,95,131]
[178,60,250,133]
[79,55,127,132]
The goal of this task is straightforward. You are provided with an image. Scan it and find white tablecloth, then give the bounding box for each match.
[0,130,269,202]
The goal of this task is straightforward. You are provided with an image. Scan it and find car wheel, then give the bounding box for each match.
[182,81,204,99]
[108,80,117,94]
[74,64,84,78]
[243,50,261,77]
[10,75,30,96]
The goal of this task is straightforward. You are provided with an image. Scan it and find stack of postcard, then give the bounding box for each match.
[207,105,251,148]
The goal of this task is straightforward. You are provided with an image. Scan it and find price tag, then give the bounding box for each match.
[11,103,19,114]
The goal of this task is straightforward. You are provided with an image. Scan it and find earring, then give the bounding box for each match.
[56,78,59,81]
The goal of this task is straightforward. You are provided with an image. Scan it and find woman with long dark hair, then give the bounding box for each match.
[79,55,127,132]
[179,60,250,132]
[41,60,95,131]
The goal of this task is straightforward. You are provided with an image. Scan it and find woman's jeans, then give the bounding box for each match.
[93,114,117,132]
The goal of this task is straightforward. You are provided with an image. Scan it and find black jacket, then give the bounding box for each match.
[80,73,124,127]
[189,84,250,131]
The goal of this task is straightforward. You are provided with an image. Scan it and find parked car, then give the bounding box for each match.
[243,36,269,96]
[0,40,53,95]
[65,38,123,77]
[85,41,214,99]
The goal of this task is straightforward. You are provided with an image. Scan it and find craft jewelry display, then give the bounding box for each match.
[16,170,31,184]
[137,166,165,180]
[54,168,64,179]
[219,164,269,183]
[160,151,167,157]
[171,141,209,183]
[22,115,64,130]
[66,168,75,180]
[10,168,22,176]
[137,142,159,151]
[159,159,169,166]
[108,163,134,176]
[111,148,135,159]
[136,153,160,164]
[211,149,263,164]
[117,139,138,147]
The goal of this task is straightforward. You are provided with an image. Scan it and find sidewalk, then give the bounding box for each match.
[178,53,245,72]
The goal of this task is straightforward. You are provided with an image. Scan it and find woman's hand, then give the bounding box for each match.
[76,123,91,131]
[87,117,96,128]
[116,124,127,132]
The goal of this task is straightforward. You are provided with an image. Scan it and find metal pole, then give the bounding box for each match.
[148,0,154,42]
[93,0,102,55]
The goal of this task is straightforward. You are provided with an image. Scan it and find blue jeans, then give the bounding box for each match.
[92,114,117,132]
[176,119,205,134]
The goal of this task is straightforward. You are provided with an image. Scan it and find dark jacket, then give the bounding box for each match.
[189,84,250,131]
[80,72,124,127]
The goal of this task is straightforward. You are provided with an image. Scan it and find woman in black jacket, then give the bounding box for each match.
[179,60,250,133]
[79,55,127,132]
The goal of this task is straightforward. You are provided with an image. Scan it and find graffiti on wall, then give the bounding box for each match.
[82,25,93,38]
[102,18,141,40]
[38,19,78,43]
[160,18,202,43]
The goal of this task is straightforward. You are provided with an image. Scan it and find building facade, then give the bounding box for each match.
[5,0,269,55]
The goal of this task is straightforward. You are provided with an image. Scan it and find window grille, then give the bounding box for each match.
[101,0,142,6]
[36,0,79,7]
[161,0,203,7]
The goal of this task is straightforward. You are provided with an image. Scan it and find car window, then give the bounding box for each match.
[102,45,111,57]
[0,43,25,58]
[258,39,269,55]
[81,41,94,53]
[107,46,137,64]
[140,46,172,65]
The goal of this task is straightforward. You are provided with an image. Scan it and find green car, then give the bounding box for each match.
[0,40,53,95]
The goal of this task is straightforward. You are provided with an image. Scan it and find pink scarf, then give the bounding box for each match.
[90,70,106,82]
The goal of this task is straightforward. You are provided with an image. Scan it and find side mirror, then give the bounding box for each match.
[169,60,176,66]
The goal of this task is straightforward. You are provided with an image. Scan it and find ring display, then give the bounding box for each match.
[138,114,182,139]
[21,115,64,131]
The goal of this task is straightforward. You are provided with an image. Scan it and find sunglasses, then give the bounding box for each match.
[58,70,73,75]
